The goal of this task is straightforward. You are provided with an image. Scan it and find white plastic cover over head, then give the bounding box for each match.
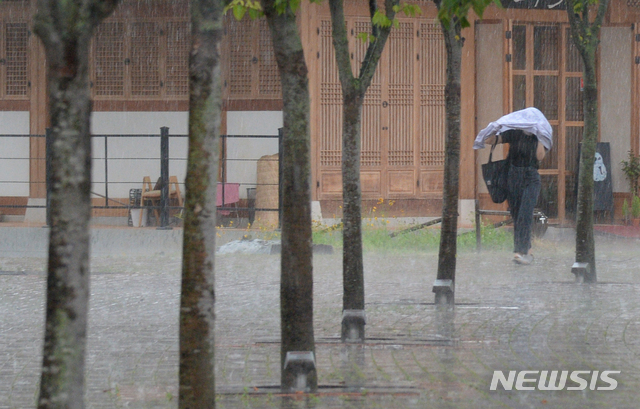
[473,107,553,151]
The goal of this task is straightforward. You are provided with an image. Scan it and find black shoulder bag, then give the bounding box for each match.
[482,140,509,204]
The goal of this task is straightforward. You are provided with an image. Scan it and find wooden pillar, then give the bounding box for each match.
[300,1,318,201]
[29,34,48,198]
[459,18,476,201]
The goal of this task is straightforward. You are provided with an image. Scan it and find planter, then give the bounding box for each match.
[130,208,148,227]
[633,218,640,228]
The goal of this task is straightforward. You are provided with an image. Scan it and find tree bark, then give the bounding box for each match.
[574,48,598,281]
[329,0,397,341]
[434,9,463,304]
[33,1,119,408]
[341,91,365,312]
[178,0,223,407]
[566,0,610,282]
[260,1,316,391]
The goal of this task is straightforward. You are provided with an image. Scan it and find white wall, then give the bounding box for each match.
[0,112,30,196]
[600,27,632,193]
[0,110,281,201]
[90,111,189,199]
[226,111,283,199]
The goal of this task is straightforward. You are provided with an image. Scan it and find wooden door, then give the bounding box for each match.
[353,18,384,197]
[316,18,446,201]
[222,16,281,101]
[509,23,584,222]
[386,21,416,196]
[417,21,446,197]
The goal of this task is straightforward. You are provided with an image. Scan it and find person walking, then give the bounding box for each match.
[474,107,553,265]
[485,130,547,264]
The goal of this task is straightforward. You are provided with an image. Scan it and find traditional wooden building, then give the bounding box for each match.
[224,0,640,224]
[0,0,638,225]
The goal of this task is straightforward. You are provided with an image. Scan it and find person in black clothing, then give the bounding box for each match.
[485,129,547,264]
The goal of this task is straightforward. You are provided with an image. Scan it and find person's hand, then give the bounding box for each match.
[485,135,497,146]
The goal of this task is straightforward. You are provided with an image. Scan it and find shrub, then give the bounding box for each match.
[621,150,640,197]
[632,195,640,219]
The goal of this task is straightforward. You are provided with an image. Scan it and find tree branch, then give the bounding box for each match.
[359,0,398,89]
[594,0,610,33]
[566,0,610,57]
[565,0,587,56]
[369,0,380,39]
[328,0,355,89]
[35,0,121,54]
[87,0,121,28]
[582,1,589,27]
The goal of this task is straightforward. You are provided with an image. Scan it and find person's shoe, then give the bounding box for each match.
[513,253,533,265]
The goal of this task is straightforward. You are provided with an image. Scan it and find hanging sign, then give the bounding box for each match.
[501,0,567,9]
[592,143,613,212]
[576,142,613,212]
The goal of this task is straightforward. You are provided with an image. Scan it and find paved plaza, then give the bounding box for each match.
[1,225,640,408]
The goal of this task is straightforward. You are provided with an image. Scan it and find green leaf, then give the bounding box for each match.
[248,8,261,19]
[436,0,498,27]
[402,4,422,17]
[233,4,247,20]
[372,10,392,28]
[274,0,287,14]
[223,0,241,15]
[573,2,583,13]
[290,0,301,13]
[356,31,370,43]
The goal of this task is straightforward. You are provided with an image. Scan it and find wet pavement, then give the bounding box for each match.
[1,227,640,408]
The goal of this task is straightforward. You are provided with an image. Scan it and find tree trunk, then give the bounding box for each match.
[575,49,598,282]
[328,0,396,342]
[178,0,223,406]
[435,18,463,304]
[342,91,364,311]
[261,1,316,391]
[566,0,609,283]
[33,1,119,408]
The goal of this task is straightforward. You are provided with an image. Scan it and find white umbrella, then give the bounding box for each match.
[473,107,553,151]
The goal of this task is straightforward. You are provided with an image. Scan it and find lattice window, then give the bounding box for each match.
[92,18,190,99]
[226,17,253,97]
[354,20,381,167]
[258,20,280,96]
[319,19,343,167]
[388,22,415,167]
[419,22,446,167]
[165,21,190,96]
[223,15,281,100]
[5,22,28,97]
[131,22,160,96]
[94,22,125,96]
[0,20,30,100]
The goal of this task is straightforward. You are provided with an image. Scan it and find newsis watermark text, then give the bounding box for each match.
[490,370,620,391]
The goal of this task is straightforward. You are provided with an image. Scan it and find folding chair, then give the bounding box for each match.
[139,176,183,226]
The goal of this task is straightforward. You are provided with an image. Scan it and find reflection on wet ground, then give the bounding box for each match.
[1,235,639,408]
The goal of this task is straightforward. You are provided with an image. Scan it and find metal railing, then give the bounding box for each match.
[0,128,283,228]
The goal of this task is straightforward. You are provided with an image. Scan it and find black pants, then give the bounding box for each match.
[507,166,541,255]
